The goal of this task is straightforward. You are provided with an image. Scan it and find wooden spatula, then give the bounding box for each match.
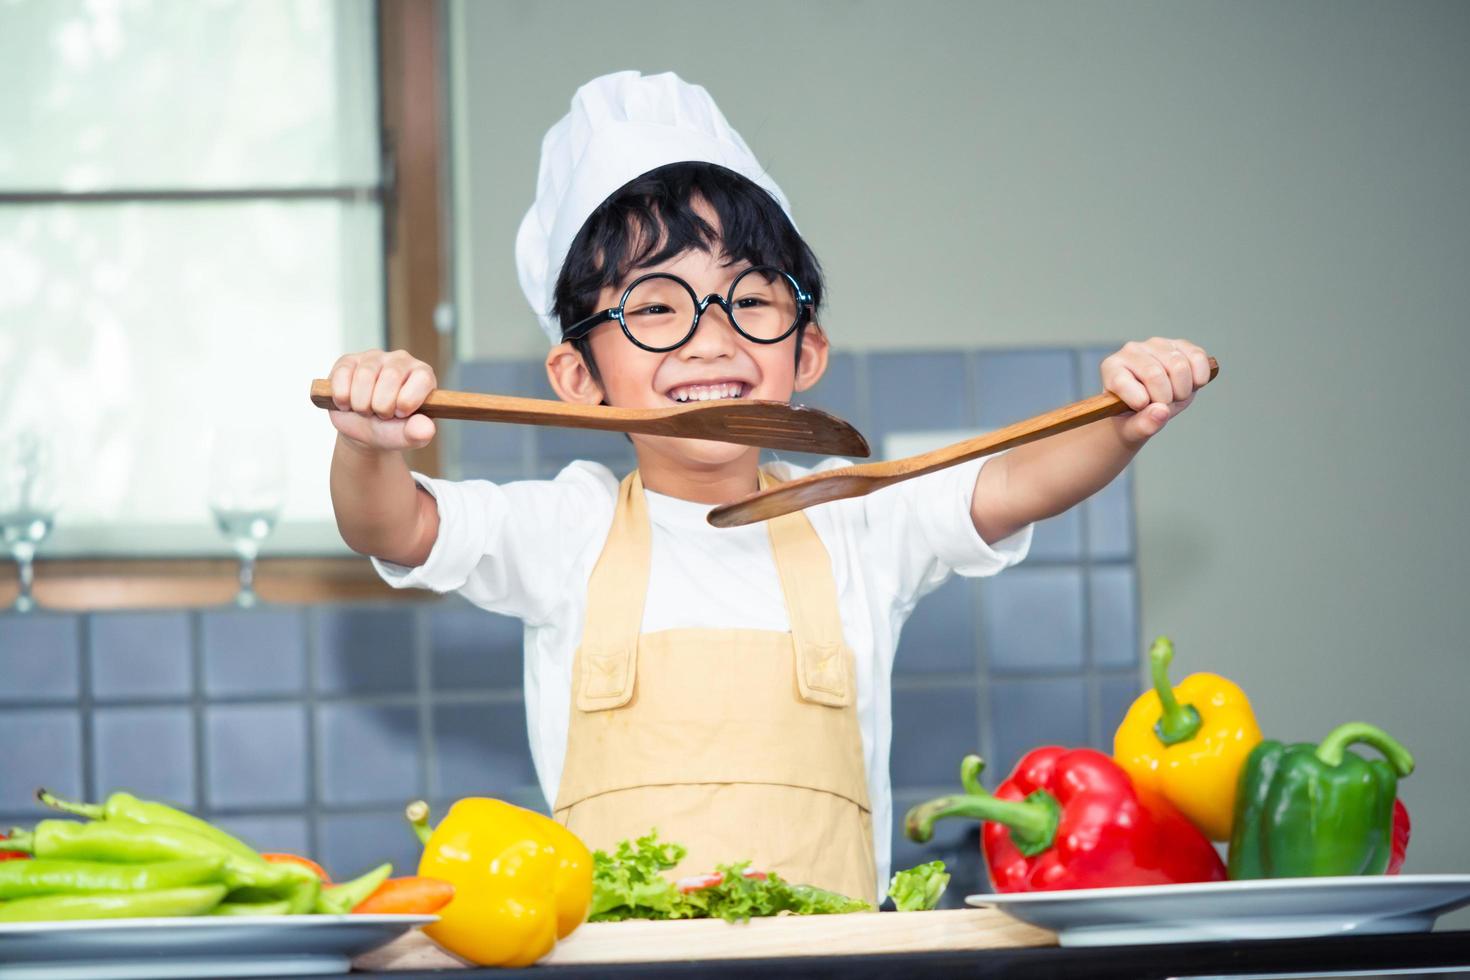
[308,380,871,458]
[708,357,1218,528]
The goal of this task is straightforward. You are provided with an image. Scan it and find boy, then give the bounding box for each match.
[326,72,1210,903]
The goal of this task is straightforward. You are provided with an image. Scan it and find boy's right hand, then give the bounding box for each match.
[327,350,438,452]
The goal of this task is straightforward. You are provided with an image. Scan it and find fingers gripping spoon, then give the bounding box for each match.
[308,381,871,458]
[707,357,1219,528]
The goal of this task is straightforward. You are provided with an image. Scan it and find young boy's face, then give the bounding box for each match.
[548,244,829,468]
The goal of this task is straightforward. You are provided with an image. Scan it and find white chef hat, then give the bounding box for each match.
[515,70,795,344]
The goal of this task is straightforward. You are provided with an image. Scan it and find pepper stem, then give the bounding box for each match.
[405,800,433,845]
[903,755,1060,857]
[36,788,102,820]
[1149,637,1202,746]
[1315,722,1415,776]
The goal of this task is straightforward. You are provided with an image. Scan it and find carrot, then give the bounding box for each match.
[262,853,331,883]
[351,876,455,915]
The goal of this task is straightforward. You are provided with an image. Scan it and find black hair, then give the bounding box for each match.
[552,162,825,386]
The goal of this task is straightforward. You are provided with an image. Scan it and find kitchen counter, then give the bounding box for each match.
[247,930,1470,979]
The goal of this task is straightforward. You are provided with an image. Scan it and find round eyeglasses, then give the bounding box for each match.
[561,266,814,353]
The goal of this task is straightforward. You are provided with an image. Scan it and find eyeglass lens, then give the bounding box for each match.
[621,268,801,349]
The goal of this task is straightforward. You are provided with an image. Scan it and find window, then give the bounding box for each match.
[0,0,389,559]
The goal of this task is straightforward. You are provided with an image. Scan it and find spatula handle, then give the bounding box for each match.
[310,380,655,431]
[900,356,1219,479]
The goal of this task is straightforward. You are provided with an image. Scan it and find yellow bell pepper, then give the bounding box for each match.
[1113,637,1262,841]
[407,798,592,967]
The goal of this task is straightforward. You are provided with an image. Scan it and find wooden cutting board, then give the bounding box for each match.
[353,908,1056,969]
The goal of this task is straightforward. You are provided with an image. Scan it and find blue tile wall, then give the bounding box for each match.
[318,703,421,806]
[0,709,82,811]
[890,687,980,787]
[867,352,970,447]
[1089,566,1140,670]
[317,811,425,883]
[202,609,306,698]
[451,360,540,470]
[90,611,192,700]
[214,814,311,857]
[0,345,1140,899]
[892,577,977,675]
[94,707,195,808]
[972,350,1079,429]
[314,608,417,695]
[0,613,79,703]
[430,604,523,690]
[1026,510,1083,562]
[980,567,1086,675]
[433,700,537,798]
[205,704,310,809]
[988,677,1091,779]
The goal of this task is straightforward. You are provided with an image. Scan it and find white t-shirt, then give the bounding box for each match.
[373,455,1032,895]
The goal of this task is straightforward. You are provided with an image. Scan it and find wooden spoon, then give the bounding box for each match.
[308,380,871,458]
[708,357,1218,528]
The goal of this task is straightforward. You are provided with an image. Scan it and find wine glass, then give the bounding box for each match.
[0,431,59,613]
[207,423,286,609]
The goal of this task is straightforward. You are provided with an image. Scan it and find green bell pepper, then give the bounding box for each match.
[1228,722,1415,879]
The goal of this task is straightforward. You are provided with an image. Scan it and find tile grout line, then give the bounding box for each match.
[963,349,995,775]
[1076,348,1105,749]
[303,606,323,860]
[190,610,208,815]
[77,614,96,802]
[2,688,528,712]
[415,605,436,804]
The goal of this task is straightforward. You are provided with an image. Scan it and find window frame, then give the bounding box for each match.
[0,0,449,610]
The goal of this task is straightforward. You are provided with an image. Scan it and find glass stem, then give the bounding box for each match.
[232,540,261,608]
[236,551,258,608]
[13,541,35,613]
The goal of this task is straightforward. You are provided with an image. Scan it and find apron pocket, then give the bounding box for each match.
[796,641,853,707]
[576,643,637,711]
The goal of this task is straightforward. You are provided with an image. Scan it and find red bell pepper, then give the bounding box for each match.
[905,751,1226,892]
[1387,798,1411,875]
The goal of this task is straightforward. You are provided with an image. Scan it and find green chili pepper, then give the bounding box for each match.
[212,898,293,916]
[1228,721,1415,879]
[0,884,227,922]
[2,821,290,891]
[314,862,392,914]
[227,876,321,915]
[0,857,223,899]
[284,876,322,915]
[37,790,261,863]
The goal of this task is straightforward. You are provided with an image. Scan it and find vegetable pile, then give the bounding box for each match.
[0,789,451,922]
[589,831,871,922]
[906,636,1416,893]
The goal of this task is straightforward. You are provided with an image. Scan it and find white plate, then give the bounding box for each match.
[0,914,436,980]
[967,874,1470,947]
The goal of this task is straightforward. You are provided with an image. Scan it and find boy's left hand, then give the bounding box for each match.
[1099,337,1212,445]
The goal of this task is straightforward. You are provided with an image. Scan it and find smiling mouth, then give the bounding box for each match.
[666,382,749,403]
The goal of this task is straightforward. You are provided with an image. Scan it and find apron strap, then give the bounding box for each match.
[575,471,650,711]
[763,472,854,708]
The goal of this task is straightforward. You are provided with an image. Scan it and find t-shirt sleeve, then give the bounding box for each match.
[370,463,616,625]
[849,454,1032,608]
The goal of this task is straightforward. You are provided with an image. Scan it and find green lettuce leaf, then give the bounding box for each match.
[589,830,691,922]
[888,860,950,911]
[589,832,873,922]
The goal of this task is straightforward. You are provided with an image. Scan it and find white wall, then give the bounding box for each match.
[448,0,1470,896]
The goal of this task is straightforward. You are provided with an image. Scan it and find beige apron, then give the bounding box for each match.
[553,469,877,905]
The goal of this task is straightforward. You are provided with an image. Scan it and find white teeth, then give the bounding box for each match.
[671,383,744,403]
